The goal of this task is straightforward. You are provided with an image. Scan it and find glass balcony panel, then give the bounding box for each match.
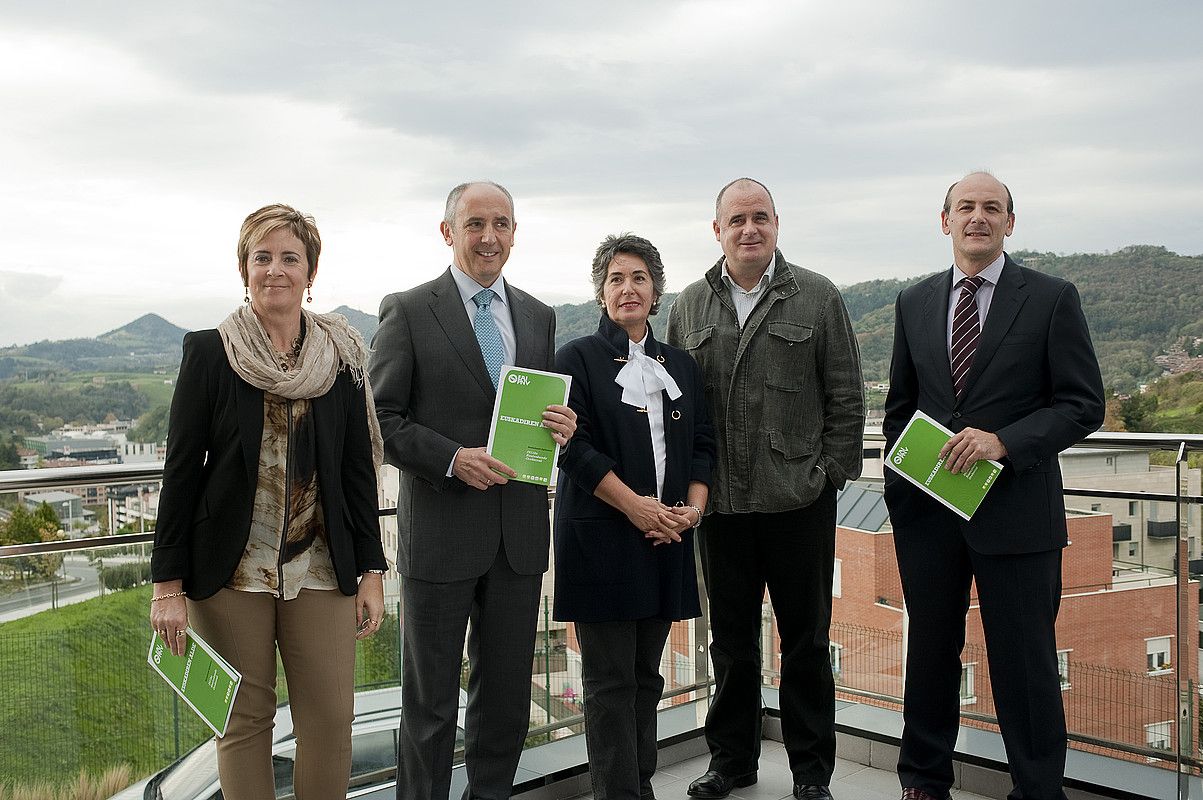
[2,432,1201,798]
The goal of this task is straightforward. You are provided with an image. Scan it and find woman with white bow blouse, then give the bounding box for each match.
[553,233,716,800]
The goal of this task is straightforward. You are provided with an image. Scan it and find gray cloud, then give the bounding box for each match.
[0,0,1199,344]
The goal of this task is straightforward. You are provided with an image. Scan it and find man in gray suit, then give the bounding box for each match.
[369,181,576,800]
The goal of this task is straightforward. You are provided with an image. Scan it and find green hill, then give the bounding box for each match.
[550,246,1203,393]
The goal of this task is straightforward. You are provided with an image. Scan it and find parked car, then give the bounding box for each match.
[109,687,466,799]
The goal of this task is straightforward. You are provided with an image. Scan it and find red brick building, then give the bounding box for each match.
[827,505,1198,761]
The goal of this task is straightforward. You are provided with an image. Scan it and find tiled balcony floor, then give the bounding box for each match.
[571,740,994,800]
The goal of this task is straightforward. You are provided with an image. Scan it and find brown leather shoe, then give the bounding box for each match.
[901,789,952,800]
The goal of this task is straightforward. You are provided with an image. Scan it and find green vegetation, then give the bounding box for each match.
[0,586,212,783]
[0,503,64,582]
[846,246,1203,389]
[0,765,133,800]
[1113,373,1203,435]
[126,404,170,445]
[2,246,1201,436]
[0,381,150,433]
[0,436,20,469]
[0,587,402,785]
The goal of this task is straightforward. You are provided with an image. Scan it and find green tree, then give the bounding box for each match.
[0,438,18,470]
[0,503,65,580]
[126,404,169,444]
[1119,394,1159,431]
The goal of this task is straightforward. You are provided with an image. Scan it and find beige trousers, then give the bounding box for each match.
[188,587,357,800]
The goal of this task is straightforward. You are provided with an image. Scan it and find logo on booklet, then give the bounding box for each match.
[892,446,909,466]
[507,373,530,386]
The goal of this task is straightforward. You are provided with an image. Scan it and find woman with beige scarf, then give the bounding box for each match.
[150,204,388,798]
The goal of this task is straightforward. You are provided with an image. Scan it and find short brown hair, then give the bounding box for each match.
[236,204,321,285]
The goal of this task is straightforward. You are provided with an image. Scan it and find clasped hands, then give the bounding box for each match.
[624,495,696,547]
[453,403,577,491]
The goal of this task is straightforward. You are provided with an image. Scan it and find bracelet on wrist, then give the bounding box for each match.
[151,591,186,603]
[361,569,386,576]
[688,505,704,529]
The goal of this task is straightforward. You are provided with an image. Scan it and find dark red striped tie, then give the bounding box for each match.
[950,275,986,399]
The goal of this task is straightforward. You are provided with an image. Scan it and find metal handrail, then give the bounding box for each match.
[3,432,1202,559]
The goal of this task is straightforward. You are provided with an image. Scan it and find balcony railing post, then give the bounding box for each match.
[1175,441,1192,799]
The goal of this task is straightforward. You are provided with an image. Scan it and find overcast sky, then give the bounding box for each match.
[1,1,1199,346]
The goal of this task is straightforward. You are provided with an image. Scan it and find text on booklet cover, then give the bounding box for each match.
[486,366,571,486]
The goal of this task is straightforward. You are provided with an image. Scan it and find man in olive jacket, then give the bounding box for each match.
[666,178,864,800]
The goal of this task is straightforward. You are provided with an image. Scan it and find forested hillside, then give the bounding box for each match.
[555,245,1203,392]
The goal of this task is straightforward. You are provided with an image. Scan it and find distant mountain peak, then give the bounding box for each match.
[99,313,189,342]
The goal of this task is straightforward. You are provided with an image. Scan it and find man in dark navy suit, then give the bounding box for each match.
[884,172,1105,800]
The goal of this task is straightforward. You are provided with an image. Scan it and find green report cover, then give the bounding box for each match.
[147,627,241,738]
[486,366,572,486]
[885,410,1003,521]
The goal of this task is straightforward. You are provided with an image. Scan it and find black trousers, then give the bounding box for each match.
[698,485,837,784]
[577,618,673,800]
[894,509,1066,800]
[396,544,543,800]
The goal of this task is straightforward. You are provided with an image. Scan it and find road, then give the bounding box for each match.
[0,556,105,622]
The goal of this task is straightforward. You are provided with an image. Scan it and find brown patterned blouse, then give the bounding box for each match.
[227,393,338,599]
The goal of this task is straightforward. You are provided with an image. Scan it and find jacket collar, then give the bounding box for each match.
[704,249,795,297]
[596,313,664,360]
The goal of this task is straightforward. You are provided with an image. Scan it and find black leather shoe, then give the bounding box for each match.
[793,786,833,800]
[686,769,758,799]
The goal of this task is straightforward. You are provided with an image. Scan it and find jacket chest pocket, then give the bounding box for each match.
[683,325,716,376]
[764,321,813,390]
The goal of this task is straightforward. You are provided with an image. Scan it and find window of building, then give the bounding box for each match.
[1145,720,1172,751]
[1057,650,1071,690]
[1129,501,1139,516]
[829,641,843,680]
[1090,503,1101,512]
[1105,456,1114,466]
[832,558,842,598]
[959,663,976,705]
[674,653,691,689]
[1146,637,1172,674]
[1129,543,1139,558]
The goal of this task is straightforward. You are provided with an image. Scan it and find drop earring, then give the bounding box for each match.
[306,283,313,303]
[243,286,250,304]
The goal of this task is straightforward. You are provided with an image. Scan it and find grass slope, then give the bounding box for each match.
[0,587,402,786]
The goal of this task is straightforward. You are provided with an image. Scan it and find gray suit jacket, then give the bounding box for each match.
[368,268,556,582]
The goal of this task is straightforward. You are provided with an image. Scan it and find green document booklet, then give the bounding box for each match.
[147,627,241,738]
[487,366,572,487]
[884,410,1004,521]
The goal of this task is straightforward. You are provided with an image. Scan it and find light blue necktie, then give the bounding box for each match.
[472,288,504,390]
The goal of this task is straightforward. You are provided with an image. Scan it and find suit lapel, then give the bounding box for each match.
[429,268,496,397]
[959,257,1028,401]
[920,270,956,407]
[234,377,263,489]
[510,287,540,368]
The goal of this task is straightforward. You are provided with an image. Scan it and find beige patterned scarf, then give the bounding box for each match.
[217,305,384,467]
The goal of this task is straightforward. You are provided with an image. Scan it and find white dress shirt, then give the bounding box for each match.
[946,253,1005,358]
[614,333,682,499]
[721,254,777,327]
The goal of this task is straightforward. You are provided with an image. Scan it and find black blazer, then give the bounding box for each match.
[552,316,716,622]
[152,329,387,599]
[883,255,1105,553]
